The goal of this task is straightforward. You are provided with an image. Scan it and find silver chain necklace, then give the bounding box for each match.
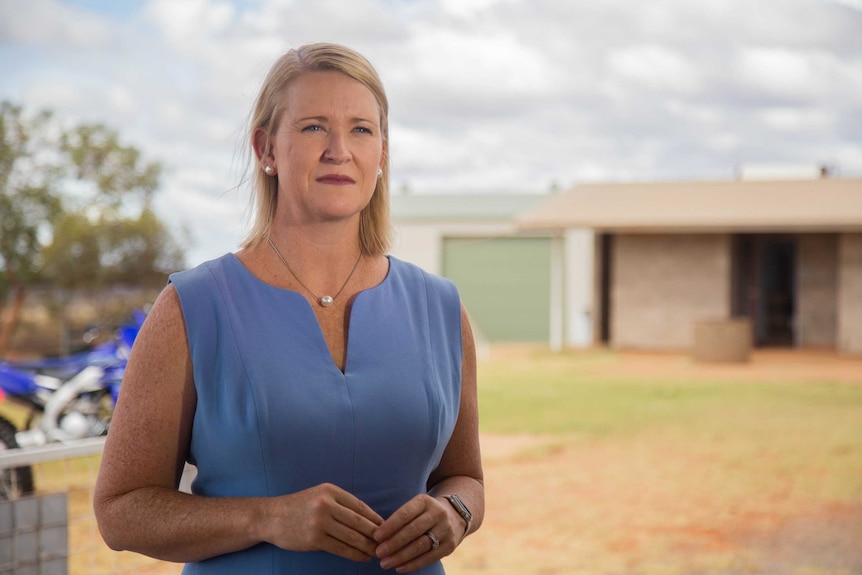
[267,237,362,307]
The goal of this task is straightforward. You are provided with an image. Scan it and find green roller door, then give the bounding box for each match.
[443,237,551,342]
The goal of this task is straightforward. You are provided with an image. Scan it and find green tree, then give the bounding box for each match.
[99,208,185,286]
[61,123,161,211]
[41,123,182,291]
[40,212,103,290]
[0,102,64,353]
[0,102,184,354]
[42,208,185,289]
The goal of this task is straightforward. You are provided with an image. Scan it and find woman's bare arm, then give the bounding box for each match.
[426,303,484,532]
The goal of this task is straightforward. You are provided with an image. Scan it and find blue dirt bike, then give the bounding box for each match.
[0,310,144,446]
[0,310,144,499]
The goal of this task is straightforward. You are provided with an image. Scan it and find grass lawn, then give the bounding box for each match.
[478,348,862,502]
[445,347,862,575]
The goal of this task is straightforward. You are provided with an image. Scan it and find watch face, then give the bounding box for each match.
[449,494,472,520]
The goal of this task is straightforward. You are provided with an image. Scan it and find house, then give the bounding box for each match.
[390,193,594,348]
[517,176,862,355]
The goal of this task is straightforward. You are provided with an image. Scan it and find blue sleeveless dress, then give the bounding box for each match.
[169,254,463,574]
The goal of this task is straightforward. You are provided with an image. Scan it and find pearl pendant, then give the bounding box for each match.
[319,295,334,307]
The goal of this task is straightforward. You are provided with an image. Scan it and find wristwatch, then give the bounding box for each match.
[442,494,472,535]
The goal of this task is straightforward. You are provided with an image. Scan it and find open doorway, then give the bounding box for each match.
[732,234,797,346]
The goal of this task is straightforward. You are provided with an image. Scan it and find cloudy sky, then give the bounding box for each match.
[2,0,861,266]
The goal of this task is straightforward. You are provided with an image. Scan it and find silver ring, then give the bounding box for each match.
[424,530,440,551]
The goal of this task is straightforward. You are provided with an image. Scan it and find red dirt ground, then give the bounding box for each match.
[442,348,862,575]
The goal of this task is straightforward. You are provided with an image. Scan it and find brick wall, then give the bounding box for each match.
[797,234,839,348]
[612,234,731,350]
[838,233,862,355]
[0,493,67,574]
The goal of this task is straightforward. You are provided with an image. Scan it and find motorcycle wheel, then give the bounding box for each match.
[0,414,36,500]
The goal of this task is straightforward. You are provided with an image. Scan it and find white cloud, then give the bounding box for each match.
[607,44,701,94]
[830,0,862,8]
[759,106,834,133]
[145,0,236,45]
[0,0,116,48]
[439,0,518,19]
[738,47,821,100]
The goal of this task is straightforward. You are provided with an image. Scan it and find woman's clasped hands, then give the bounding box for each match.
[266,483,462,573]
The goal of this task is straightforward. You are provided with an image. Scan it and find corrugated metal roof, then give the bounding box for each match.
[516,178,862,232]
[391,193,547,221]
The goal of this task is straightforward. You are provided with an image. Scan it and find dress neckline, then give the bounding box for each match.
[223,252,395,374]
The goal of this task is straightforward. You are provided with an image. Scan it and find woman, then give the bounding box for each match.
[94,43,484,574]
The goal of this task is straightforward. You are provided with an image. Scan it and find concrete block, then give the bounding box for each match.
[39,557,67,575]
[14,531,37,563]
[39,525,66,558]
[0,503,12,537]
[38,497,65,527]
[692,318,753,362]
[13,499,38,533]
[0,534,12,567]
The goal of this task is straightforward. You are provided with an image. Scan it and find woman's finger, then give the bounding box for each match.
[373,495,427,543]
[333,489,384,532]
[378,528,442,571]
[375,495,452,566]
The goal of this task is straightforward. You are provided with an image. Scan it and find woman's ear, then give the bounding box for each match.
[252,127,272,164]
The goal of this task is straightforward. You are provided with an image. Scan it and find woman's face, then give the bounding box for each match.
[264,71,385,227]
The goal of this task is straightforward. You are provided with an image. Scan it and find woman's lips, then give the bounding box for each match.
[316,174,355,185]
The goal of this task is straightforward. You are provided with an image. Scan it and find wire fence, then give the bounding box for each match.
[0,438,183,575]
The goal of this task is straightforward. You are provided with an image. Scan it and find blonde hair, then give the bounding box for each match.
[242,43,391,255]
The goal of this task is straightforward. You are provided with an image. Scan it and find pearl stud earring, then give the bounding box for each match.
[264,165,274,175]
[377,168,383,177]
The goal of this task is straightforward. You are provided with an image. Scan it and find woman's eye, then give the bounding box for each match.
[302,125,324,133]
[354,126,373,134]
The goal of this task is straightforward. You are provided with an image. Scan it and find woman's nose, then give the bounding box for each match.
[323,132,350,163]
